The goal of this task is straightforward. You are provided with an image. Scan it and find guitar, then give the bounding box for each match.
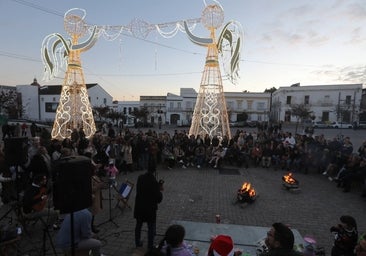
[32,186,48,212]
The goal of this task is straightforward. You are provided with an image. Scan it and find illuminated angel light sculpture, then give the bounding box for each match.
[42,9,98,140]
[184,2,242,140]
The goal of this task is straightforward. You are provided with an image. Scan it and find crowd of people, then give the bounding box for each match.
[37,123,365,196]
[0,122,366,255]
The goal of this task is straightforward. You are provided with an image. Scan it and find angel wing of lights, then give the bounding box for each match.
[41,33,71,81]
[217,21,243,85]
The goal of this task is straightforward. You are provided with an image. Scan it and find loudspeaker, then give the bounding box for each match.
[4,137,28,165]
[53,156,92,214]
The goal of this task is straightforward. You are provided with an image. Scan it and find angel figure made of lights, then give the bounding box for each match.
[42,8,97,140]
[184,1,243,140]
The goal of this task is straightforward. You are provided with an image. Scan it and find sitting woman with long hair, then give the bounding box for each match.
[158,224,193,256]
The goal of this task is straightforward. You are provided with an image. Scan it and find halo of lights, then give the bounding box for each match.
[201,4,224,30]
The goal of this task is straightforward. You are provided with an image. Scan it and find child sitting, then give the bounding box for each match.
[104,160,119,186]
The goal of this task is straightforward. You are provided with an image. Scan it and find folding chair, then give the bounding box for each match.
[114,180,134,210]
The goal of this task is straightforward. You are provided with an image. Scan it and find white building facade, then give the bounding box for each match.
[271,84,363,123]
[140,96,167,125]
[7,81,366,127]
[163,88,271,125]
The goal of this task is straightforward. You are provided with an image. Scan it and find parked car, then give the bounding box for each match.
[330,121,353,129]
[246,121,257,128]
[313,121,330,128]
[7,119,51,129]
[357,121,366,129]
[229,121,246,127]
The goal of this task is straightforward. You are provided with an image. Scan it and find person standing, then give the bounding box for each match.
[30,122,38,137]
[21,122,28,137]
[259,222,302,256]
[134,164,163,249]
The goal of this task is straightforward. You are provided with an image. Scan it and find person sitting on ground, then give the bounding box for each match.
[157,224,193,256]
[56,208,104,256]
[330,215,358,256]
[340,156,366,193]
[194,139,206,169]
[209,146,225,169]
[259,222,302,256]
[207,234,242,256]
[173,144,187,169]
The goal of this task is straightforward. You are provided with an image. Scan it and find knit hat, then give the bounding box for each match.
[209,235,235,256]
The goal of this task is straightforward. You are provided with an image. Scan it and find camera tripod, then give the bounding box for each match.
[39,216,57,256]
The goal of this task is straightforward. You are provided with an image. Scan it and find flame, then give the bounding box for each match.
[283,173,297,184]
[239,182,256,197]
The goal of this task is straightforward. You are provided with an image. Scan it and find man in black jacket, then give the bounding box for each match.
[134,163,163,249]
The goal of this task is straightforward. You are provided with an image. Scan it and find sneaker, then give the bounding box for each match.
[197,165,201,169]
[52,224,60,230]
[182,165,187,169]
[328,177,333,181]
[179,160,184,164]
[322,171,327,175]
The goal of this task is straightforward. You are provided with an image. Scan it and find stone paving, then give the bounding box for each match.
[2,162,366,255]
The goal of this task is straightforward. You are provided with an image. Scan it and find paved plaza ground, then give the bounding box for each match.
[0,125,366,255]
[1,159,365,255]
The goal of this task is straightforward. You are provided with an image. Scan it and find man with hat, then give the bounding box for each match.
[260,222,302,256]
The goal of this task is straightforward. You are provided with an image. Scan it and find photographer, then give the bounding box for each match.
[330,215,358,256]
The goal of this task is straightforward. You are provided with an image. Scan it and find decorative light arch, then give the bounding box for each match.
[41,1,242,140]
